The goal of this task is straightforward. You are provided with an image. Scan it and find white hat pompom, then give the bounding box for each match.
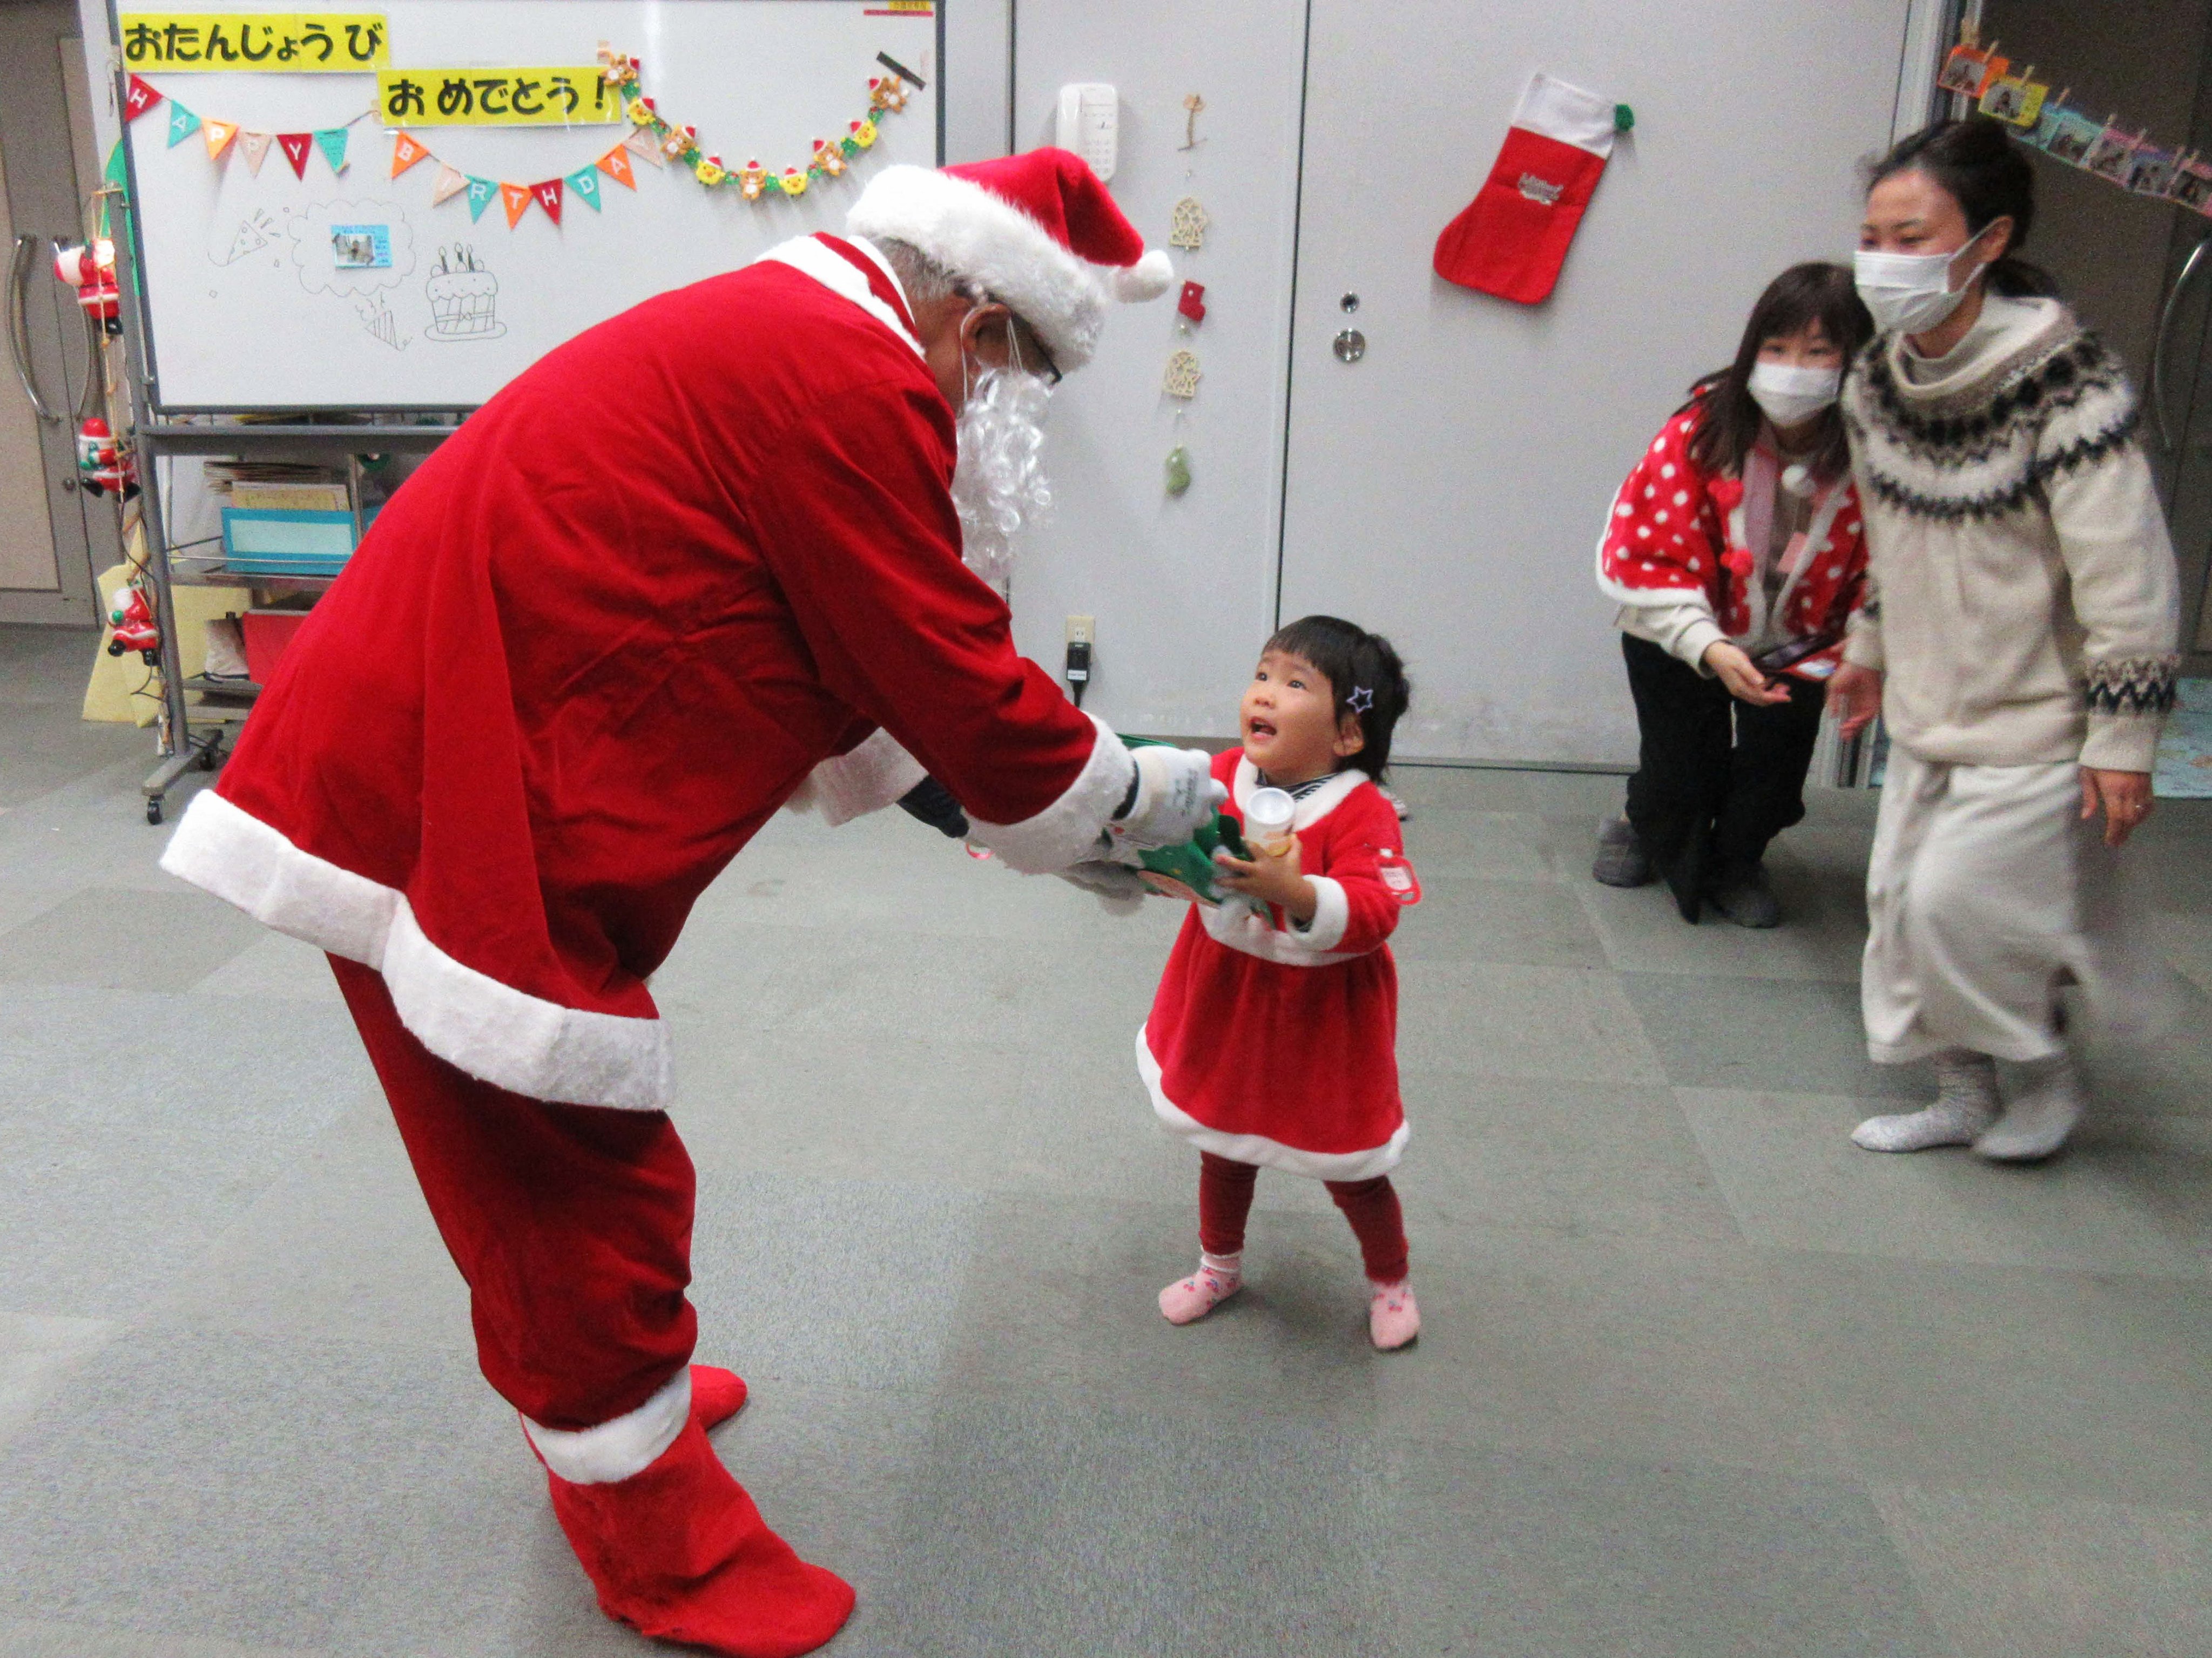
[1111,248,1175,303]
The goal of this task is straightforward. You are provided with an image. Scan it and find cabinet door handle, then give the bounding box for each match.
[8,235,63,424]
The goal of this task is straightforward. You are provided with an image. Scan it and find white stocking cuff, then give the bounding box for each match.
[524,1367,691,1486]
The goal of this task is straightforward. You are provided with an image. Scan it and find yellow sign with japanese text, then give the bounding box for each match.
[376,67,620,126]
[119,14,389,71]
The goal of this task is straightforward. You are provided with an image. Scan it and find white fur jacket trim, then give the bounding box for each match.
[160,790,674,1112]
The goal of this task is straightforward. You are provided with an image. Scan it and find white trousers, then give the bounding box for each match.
[1863,746,2160,1065]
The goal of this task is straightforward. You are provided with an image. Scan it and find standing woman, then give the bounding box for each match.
[1834,118,2179,1161]
[1594,264,1875,925]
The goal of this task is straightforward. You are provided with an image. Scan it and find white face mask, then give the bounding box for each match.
[1852,225,1992,336]
[1747,361,1841,427]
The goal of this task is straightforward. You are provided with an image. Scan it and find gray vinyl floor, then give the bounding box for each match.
[4,620,2212,1658]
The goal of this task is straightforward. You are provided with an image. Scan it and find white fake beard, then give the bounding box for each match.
[949,366,1053,587]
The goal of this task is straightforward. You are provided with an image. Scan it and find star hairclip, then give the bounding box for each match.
[1347,686,1374,713]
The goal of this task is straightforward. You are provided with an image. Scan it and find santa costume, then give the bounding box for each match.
[1594,399,1870,918]
[160,148,1174,1657]
[1139,749,1417,1335]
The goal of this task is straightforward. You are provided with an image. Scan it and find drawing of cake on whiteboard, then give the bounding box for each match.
[425,245,505,341]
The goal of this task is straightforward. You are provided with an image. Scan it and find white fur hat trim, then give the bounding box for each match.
[848,166,1166,371]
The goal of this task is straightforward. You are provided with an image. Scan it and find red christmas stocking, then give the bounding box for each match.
[1433,73,1621,304]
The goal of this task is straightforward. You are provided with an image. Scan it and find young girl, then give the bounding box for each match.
[1592,263,1874,927]
[1135,615,1421,1351]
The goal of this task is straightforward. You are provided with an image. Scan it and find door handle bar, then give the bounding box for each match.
[8,234,62,424]
[2152,234,2211,454]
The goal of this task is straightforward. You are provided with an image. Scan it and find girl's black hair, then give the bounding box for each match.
[1264,614,1411,779]
[1682,262,1872,484]
[1863,116,2058,299]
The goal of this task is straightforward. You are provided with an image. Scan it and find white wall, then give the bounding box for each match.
[942,0,1011,163]
[1006,0,1307,740]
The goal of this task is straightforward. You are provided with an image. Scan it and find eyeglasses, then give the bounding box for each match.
[1013,316,1062,388]
[968,296,1062,388]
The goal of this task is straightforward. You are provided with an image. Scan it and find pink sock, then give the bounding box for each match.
[1159,1252,1242,1325]
[1367,1278,1419,1351]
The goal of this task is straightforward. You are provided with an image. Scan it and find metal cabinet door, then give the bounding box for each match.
[1275,0,1917,763]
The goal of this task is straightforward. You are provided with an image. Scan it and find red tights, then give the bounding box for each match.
[1196,1151,1409,1284]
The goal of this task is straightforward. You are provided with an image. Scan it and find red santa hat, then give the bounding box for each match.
[847,146,1174,371]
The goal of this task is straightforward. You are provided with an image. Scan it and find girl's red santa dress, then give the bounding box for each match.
[157,150,1172,1658]
[1139,750,1410,1179]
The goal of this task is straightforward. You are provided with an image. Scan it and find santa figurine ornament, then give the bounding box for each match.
[1433,72,1629,304]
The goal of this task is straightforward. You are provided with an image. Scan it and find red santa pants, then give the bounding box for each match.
[1197,1152,1409,1284]
[330,956,698,1432]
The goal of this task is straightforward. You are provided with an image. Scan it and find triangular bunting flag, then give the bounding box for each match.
[431,163,468,206]
[314,128,350,174]
[201,119,238,161]
[624,126,667,167]
[532,179,565,224]
[239,131,273,175]
[167,103,201,147]
[124,75,163,121]
[565,165,603,210]
[592,148,637,193]
[466,177,498,222]
[277,133,314,178]
[500,181,532,227]
[390,131,430,177]
[597,144,636,190]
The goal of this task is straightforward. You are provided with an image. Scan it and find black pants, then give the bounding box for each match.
[1620,633,1827,919]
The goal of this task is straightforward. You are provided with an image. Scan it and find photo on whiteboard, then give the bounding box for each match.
[288,200,417,297]
[424,245,505,341]
[332,224,393,269]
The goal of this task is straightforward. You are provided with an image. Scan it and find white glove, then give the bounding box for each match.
[1113,746,1228,850]
[1055,859,1150,916]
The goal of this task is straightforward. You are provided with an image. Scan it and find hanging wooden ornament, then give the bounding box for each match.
[1164,349,1201,399]
[1169,197,1210,251]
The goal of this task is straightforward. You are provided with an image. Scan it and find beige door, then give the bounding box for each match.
[0,2,113,626]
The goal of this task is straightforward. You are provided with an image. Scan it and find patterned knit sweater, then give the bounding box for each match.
[1841,296,2179,773]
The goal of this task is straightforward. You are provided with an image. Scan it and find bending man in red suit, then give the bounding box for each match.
[161,149,1217,1657]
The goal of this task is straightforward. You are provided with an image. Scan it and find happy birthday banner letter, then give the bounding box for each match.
[120,13,389,71]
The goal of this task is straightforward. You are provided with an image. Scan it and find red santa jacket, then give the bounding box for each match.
[1138,750,1411,1181]
[161,233,1130,1111]
[1595,396,1868,663]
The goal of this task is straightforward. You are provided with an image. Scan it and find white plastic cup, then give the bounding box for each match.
[1244,787,1297,857]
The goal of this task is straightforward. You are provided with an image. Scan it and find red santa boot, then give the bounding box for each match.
[692,1363,749,1429]
[547,1417,855,1657]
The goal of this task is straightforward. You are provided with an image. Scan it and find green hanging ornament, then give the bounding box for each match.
[1164,445,1192,496]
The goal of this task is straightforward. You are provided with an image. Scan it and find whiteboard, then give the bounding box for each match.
[113,0,944,410]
